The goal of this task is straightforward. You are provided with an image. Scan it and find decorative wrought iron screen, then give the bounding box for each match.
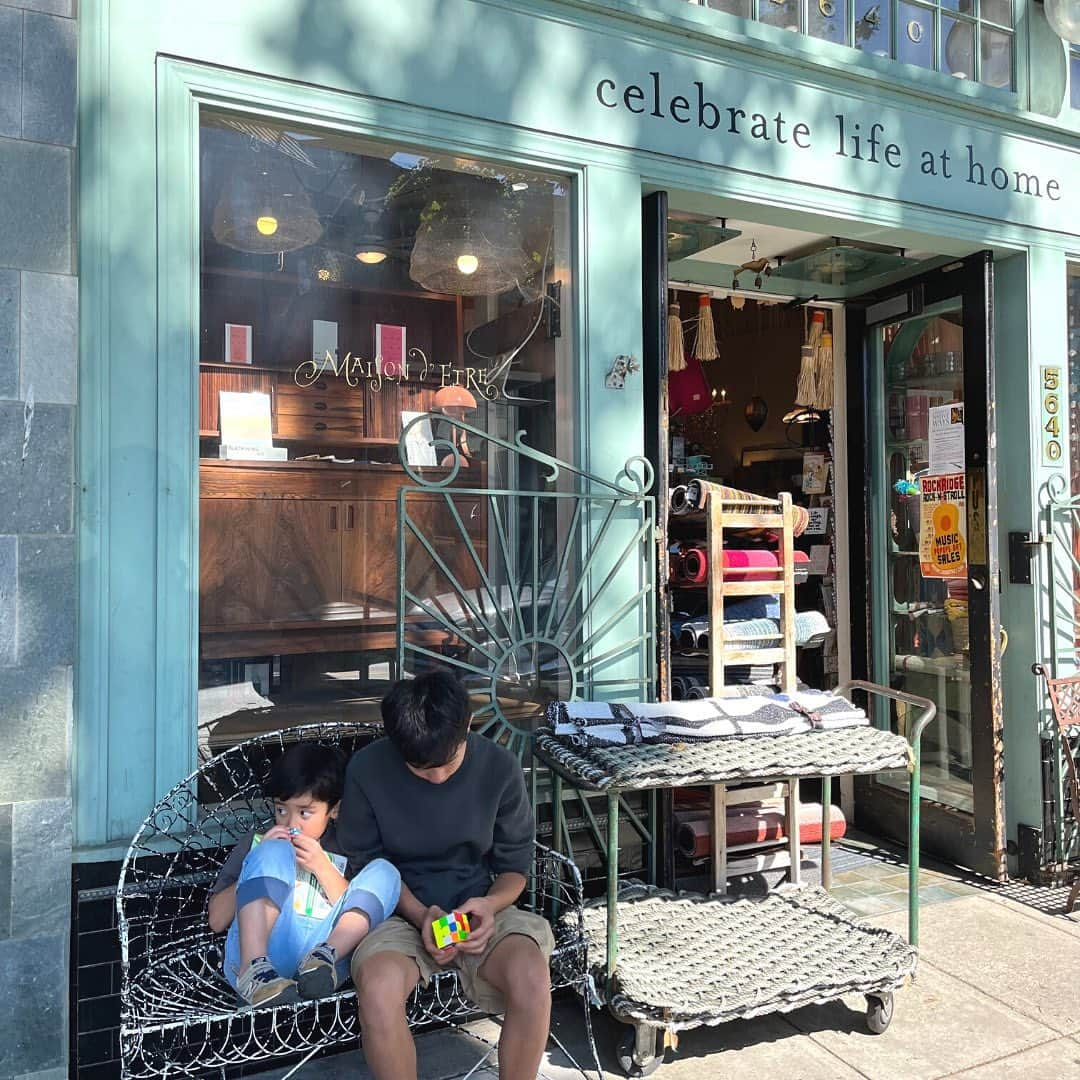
[395,416,656,761]
[1042,474,1080,866]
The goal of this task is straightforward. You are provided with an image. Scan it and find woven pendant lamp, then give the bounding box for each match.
[212,158,323,255]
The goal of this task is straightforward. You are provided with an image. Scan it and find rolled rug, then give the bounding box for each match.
[671,675,688,700]
[686,478,707,511]
[682,545,709,584]
[670,485,691,515]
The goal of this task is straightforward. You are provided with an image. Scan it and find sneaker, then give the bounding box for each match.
[236,956,299,1008]
[296,941,340,1000]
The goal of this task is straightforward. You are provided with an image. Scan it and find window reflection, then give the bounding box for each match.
[197,113,574,755]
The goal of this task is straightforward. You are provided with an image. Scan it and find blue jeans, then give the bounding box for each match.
[223,838,401,988]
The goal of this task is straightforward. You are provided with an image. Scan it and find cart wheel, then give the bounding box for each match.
[616,1027,663,1077]
[866,993,894,1034]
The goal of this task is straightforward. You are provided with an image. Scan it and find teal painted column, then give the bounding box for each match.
[580,164,650,701]
[996,248,1069,866]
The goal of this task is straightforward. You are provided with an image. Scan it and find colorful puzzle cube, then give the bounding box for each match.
[432,911,471,950]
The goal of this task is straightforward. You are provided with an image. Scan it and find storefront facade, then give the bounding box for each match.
[2,0,1079,1074]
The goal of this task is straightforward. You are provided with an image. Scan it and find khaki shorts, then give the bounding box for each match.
[351,907,554,1014]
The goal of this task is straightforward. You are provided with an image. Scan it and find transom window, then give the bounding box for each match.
[684,0,1015,89]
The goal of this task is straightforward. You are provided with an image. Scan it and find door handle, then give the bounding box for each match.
[313,401,327,411]
[329,505,338,531]
[346,504,355,531]
[315,422,327,432]
[1000,627,1009,656]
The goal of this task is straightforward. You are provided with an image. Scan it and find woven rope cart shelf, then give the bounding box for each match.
[577,882,917,1030]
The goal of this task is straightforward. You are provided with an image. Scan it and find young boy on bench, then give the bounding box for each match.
[339,670,553,1080]
[207,742,401,1007]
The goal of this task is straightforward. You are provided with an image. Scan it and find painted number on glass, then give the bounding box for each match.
[1042,366,1063,464]
[818,0,835,16]
[906,19,924,42]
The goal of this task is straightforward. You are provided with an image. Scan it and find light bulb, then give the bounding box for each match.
[457,253,480,275]
[356,250,387,265]
[1046,0,1080,44]
[256,215,279,237]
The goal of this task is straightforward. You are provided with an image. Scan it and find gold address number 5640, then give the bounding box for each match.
[1042,366,1063,464]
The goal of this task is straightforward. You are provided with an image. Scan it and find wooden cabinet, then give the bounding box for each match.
[199,461,486,660]
[200,363,443,447]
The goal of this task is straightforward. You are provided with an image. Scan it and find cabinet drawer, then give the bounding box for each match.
[274,383,364,419]
[275,413,367,443]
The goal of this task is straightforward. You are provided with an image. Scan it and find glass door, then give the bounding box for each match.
[847,253,1005,879]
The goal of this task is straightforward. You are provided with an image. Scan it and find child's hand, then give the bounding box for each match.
[262,825,292,842]
[290,833,325,873]
[455,896,498,955]
[421,905,459,965]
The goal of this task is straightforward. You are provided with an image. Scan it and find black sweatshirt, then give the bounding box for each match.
[336,733,534,913]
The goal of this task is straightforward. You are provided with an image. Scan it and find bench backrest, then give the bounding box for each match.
[117,721,382,980]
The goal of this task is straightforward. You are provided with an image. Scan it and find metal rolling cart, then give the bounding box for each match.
[534,681,936,1077]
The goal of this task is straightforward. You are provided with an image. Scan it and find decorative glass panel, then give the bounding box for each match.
[808,0,849,43]
[979,26,1012,87]
[681,0,1013,88]
[706,0,753,16]
[943,17,975,80]
[980,0,1013,28]
[897,2,936,70]
[855,0,893,57]
[758,0,801,33]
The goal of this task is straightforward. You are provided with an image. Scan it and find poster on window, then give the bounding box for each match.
[919,473,967,579]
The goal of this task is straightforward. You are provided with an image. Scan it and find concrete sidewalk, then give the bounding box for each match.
[254,846,1080,1080]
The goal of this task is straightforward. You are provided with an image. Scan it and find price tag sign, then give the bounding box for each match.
[1041,366,1063,465]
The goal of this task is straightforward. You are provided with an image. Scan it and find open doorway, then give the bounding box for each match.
[645,195,1004,880]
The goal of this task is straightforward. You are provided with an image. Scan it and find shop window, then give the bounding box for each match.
[1071,47,1080,109]
[688,0,1014,87]
[197,112,575,755]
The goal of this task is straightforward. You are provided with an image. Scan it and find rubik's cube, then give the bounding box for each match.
[432,911,471,950]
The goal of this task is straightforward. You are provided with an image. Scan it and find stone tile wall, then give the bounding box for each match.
[0,1,77,1076]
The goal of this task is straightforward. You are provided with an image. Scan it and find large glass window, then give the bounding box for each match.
[197,113,575,755]
[686,0,1014,87]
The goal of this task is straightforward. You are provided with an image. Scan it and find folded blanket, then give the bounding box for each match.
[547,691,867,748]
[683,610,831,650]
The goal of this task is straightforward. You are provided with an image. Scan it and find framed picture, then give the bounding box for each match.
[224,323,252,365]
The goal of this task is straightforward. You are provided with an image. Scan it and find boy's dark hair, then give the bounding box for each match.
[265,742,346,806]
[381,670,471,766]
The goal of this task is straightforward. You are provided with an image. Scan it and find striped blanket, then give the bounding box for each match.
[547,691,867,748]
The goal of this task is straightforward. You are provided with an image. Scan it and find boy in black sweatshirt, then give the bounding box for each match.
[337,670,552,1080]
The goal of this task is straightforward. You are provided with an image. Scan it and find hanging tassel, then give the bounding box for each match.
[693,293,719,361]
[813,330,834,410]
[794,309,825,407]
[795,345,817,407]
[668,302,687,373]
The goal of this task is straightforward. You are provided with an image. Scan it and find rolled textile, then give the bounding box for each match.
[669,485,691,515]
[676,801,847,860]
[722,549,779,580]
[671,675,689,700]
[682,545,709,583]
[686,684,710,699]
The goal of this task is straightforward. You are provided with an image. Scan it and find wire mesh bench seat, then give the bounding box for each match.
[117,722,594,1079]
[577,882,917,1030]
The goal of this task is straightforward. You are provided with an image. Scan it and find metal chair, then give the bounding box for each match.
[1033,664,1080,912]
[117,721,600,1078]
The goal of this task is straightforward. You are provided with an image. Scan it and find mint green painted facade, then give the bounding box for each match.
[78,0,1079,868]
